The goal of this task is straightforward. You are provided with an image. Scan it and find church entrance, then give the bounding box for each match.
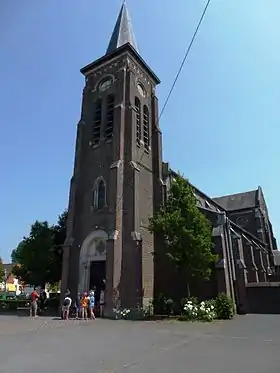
[78,230,108,294]
[89,260,106,302]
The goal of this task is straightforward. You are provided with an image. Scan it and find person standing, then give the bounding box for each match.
[62,291,72,320]
[39,289,47,315]
[74,293,81,319]
[99,289,105,318]
[88,290,95,320]
[81,292,89,320]
[30,287,39,317]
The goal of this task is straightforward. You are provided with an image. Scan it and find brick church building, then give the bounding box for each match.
[61,3,278,315]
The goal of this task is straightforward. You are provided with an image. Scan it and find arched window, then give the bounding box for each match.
[135,97,141,146]
[97,180,106,209]
[106,94,114,140]
[92,99,102,145]
[143,105,149,151]
[92,178,106,209]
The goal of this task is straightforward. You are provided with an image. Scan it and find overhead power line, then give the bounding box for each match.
[116,0,211,213]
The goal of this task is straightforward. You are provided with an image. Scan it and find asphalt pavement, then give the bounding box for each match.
[0,314,279,373]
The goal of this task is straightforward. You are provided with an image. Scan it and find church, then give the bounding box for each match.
[61,3,278,315]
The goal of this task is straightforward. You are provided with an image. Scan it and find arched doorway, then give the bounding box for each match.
[78,230,107,294]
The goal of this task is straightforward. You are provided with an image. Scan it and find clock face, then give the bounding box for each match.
[236,216,248,227]
[137,83,146,98]
[98,77,113,92]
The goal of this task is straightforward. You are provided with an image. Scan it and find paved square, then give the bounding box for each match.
[1,314,280,373]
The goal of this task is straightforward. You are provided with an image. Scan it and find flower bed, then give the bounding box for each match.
[179,293,235,322]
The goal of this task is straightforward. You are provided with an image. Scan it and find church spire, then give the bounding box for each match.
[106,2,138,55]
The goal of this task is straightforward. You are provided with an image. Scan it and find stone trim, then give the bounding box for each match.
[108,230,119,240]
[131,231,142,241]
[110,160,123,169]
[114,104,124,110]
[129,161,140,171]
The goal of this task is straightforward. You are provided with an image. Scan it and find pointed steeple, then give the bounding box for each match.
[106,2,138,55]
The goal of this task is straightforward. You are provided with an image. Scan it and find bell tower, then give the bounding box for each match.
[61,3,163,313]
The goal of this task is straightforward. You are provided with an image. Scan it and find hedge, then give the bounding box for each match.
[0,297,61,311]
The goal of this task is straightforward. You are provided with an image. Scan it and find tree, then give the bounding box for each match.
[0,257,5,283]
[11,210,68,287]
[149,174,216,296]
[49,210,68,283]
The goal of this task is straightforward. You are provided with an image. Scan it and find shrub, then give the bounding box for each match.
[197,300,216,321]
[153,294,174,316]
[135,301,153,319]
[181,299,216,322]
[113,307,131,319]
[0,299,29,311]
[214,293,235,320]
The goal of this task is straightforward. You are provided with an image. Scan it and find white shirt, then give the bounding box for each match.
[64,296,72,307]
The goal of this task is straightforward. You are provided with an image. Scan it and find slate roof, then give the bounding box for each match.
[106,3,138,55]
[213,189,258,211]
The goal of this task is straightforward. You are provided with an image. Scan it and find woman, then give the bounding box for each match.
[81,292,89,320]
[88,290,95,320]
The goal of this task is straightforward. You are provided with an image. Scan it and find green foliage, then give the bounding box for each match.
[179,298,216,322]
[214,293,235,320]
[11,210,68,286]
[0,258,4,283]
[0,297,60,312]
[48,282,61,293]
[153,293,174,316]
[0,299,29,311]
[149,174,216,294]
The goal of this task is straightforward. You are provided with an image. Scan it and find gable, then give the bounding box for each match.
[213,190,258,211]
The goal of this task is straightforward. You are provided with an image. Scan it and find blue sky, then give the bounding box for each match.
[1,0,279,262]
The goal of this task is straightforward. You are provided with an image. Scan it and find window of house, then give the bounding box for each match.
[135,97,141,146]
[92,99,102,145]
[106,94,114,140]
[143,105,149,151]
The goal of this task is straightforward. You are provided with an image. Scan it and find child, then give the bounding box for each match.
[99,289,105,318]
[81,292,89,320]
[88,290,95,320]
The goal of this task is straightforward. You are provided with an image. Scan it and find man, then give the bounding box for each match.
[39,289,47,315]
[30,287,39,317]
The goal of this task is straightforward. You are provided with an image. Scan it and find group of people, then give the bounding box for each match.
[29,287,47,317]
[62,288,105,320]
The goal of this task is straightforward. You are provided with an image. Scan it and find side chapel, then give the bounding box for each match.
[61,4,278,315]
